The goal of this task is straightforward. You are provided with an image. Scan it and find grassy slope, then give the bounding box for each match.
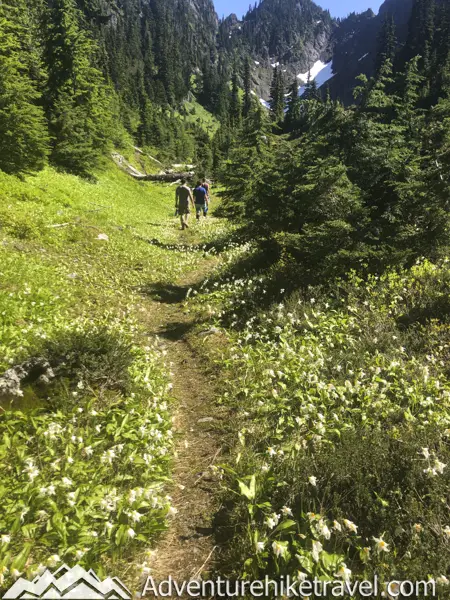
[4,152,449,593]
[0,159,222,584]
[180,99,220,137]
[0,160,197,369]
[187,247,450,591]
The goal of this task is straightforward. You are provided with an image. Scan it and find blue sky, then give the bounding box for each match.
[214,0,384,19]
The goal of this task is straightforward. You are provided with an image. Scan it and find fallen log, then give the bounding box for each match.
[130,171,194,182]
[133,147,163,166]
[112,152,194,182]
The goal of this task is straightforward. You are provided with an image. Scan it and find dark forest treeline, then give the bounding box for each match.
[219,0,450,280]
[0,0,229,176]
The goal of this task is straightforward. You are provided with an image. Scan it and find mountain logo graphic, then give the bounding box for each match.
[2,564,131,599]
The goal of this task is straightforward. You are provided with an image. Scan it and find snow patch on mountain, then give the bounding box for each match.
[297,60,334,96]
[297,60,331,83]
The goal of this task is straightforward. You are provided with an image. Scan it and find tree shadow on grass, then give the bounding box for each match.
[138,226,247,254]
[140,282,192,304]
[158,321,195,341]
[0,327,134,413]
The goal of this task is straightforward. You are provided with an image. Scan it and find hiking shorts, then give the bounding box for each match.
[178,204,190,215]
[196,203,207,215]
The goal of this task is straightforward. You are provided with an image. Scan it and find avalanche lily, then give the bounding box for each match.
[373,536,390,553]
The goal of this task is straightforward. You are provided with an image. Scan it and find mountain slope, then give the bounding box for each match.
[328,0,414,103]
[80,0,417,111]
[219,0,334,99]
[216,0,415,103]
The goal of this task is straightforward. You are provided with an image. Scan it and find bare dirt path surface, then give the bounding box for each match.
[141,258,226,594]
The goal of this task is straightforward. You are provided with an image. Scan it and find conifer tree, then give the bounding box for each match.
[400,56,425,122]
[303,78,320,102]
[269,66,285,123]
[285,77,301,130]
[221,96,273,221]
[0,0,49,174]
[229,62,242,126]
[44,0,111,174]
[243,57,252,118]
[375,15,397,75]
[404,0,436,73]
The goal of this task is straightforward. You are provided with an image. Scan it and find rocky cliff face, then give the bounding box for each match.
[328,0,414,103]
[218,0,334,98]
[217,0,414,103]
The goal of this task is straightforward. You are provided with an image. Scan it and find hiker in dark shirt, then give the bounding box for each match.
[202,179,211,216]
[202,179,210,197]
[175,179,194,230]
[193,181,208,220]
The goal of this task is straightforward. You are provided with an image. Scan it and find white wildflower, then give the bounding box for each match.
[311,540,323,563]
[334,564,352,582]
[272,541,287,558]
[434,459,447,474]
[333,520,342,532]
[422,448,430,459]
[373,536,390,554]
[343,519,358,534]
[317,519,331,540]
[47,555,60,567]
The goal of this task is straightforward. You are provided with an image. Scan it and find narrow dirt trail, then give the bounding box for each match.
[142,259,225,590]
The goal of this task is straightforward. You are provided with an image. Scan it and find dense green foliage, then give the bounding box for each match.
[0,0,49,174]
[189,249,450,593]
[0,0,222,175]
[219,0,450,280]
[0,159,227,585]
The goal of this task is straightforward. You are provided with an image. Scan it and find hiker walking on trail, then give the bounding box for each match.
[175,179,194,230]
[193,181,209,221]
[202,178,210,197]
[202,179,211,215]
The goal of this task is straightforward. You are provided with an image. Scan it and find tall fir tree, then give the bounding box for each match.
[303,77,320,102]
[243,57,252,118]
[229,61,242,127]
[375,15,397,75]
[0,0,49,174]
[404,0,436,74]
[269,66,285,124]
[285,77,301,131]
[44,0,111,174]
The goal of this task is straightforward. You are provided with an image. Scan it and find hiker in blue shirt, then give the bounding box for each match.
[193,181,209,221]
